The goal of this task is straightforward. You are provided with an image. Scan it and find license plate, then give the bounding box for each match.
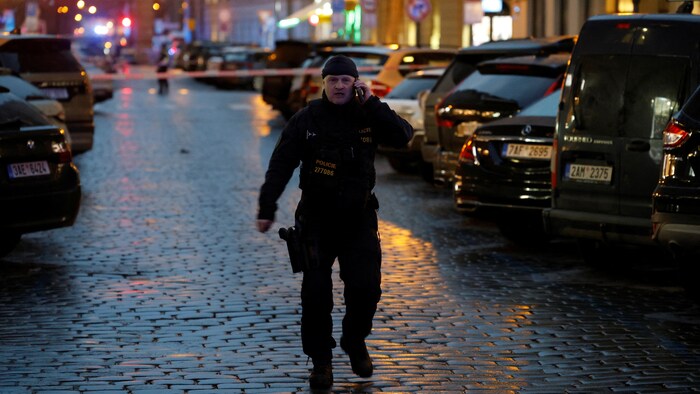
[502,143,552,160]
[7,161,51,179]
[41,87,69,100]
[565,163,613,183]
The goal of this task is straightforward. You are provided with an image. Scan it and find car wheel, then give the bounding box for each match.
[387,156,417,174]
[420,161,434,183]
[576,239,616,267]
[0,232,21,258]
[674,253,700,300]
[496,212,550,247]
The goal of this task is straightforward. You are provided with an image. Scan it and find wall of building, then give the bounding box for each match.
[210,0,700,50]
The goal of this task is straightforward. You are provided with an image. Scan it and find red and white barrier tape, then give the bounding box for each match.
[88,64,440,81]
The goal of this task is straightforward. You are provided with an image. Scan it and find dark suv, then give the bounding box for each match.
[0,35,94,153]
[652,83,700,291]
[433,53,569,186]
[544,13,700,259]
[421,36,575,182]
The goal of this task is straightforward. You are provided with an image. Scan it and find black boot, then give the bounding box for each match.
[340,337,373,377]
[309,362,333,390]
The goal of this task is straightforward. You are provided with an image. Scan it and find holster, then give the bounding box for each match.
[278,225,320,273]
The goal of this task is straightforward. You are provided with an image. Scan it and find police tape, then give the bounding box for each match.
[88,64,437,81]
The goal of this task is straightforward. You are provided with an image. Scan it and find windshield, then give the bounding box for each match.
[519,91,559,117]
[0,93,52,128]
[563,54,689,138]
[0,76,46,99]
[0,39,83,73]
[455,70,560,107]
[386,77,437,99]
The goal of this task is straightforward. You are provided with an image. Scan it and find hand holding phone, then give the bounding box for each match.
[355,86,365,103]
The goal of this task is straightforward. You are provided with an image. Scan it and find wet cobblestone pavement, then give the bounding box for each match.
[0,76,699,393]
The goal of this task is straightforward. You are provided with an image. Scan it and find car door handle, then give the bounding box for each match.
[626,140,650,152]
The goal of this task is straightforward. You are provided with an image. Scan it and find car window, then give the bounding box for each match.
[0,76,46,99]
[519,91,559,117]
[433,60,477,94]
[0,40,83,73]
[0,93,52,127]
[564,54,688,138]
[386,77,438,99]
[455,70,560,107]
[680,85,700,123]
[340,53,388,67]
[623,56,688,139]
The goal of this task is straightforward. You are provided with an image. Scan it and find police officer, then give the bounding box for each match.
[256,55,412,389]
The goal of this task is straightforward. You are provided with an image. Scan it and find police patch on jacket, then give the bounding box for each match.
[313,158,336,176]
[359,127,372,144]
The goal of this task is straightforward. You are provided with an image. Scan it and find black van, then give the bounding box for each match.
[544,13,700,256]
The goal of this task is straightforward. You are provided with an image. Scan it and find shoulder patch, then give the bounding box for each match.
[359,127,372,143]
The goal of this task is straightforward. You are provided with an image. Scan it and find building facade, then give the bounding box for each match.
[208,0,697,49]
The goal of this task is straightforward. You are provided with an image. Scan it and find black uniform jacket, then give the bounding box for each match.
[258,94,413,221]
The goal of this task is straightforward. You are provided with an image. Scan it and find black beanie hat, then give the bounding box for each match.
[322,55,359,78]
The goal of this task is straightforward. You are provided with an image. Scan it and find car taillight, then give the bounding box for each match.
[458,136,475,163]
[662,120,690,149]
[435,105,454,128]
[52,140,72,163]
[371,80,390,97]
[436,117,454,128]
[308,81,320,95]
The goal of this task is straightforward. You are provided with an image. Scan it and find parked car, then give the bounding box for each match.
[378,68,444,173]
[433,53,569,186]
[261,40,314,119]
[82,62,114,103]
[71,38,116,103]
[421,36,576,183]
[285,45,454,122]
[263,40,373,119]
[453,91,559,244]
[285,45,343,117]
[0,88,81,257]
[323,46,455,98]
[177,40,228,72]
[543,13,700,263]
[205,46,270,90]
[0,35,94,153]
[652,83,700,295]
[0,72,70,144]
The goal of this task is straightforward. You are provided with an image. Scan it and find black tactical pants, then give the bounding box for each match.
[296,202,382,363]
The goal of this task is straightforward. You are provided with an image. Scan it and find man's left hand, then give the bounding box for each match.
[256,219,273,233]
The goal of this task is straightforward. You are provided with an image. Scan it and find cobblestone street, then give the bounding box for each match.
[0,76,699,393]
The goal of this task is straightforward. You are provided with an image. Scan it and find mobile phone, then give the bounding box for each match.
[355,86,365,103]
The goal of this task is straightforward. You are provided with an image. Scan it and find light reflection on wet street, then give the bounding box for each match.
[0,75,698,393]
